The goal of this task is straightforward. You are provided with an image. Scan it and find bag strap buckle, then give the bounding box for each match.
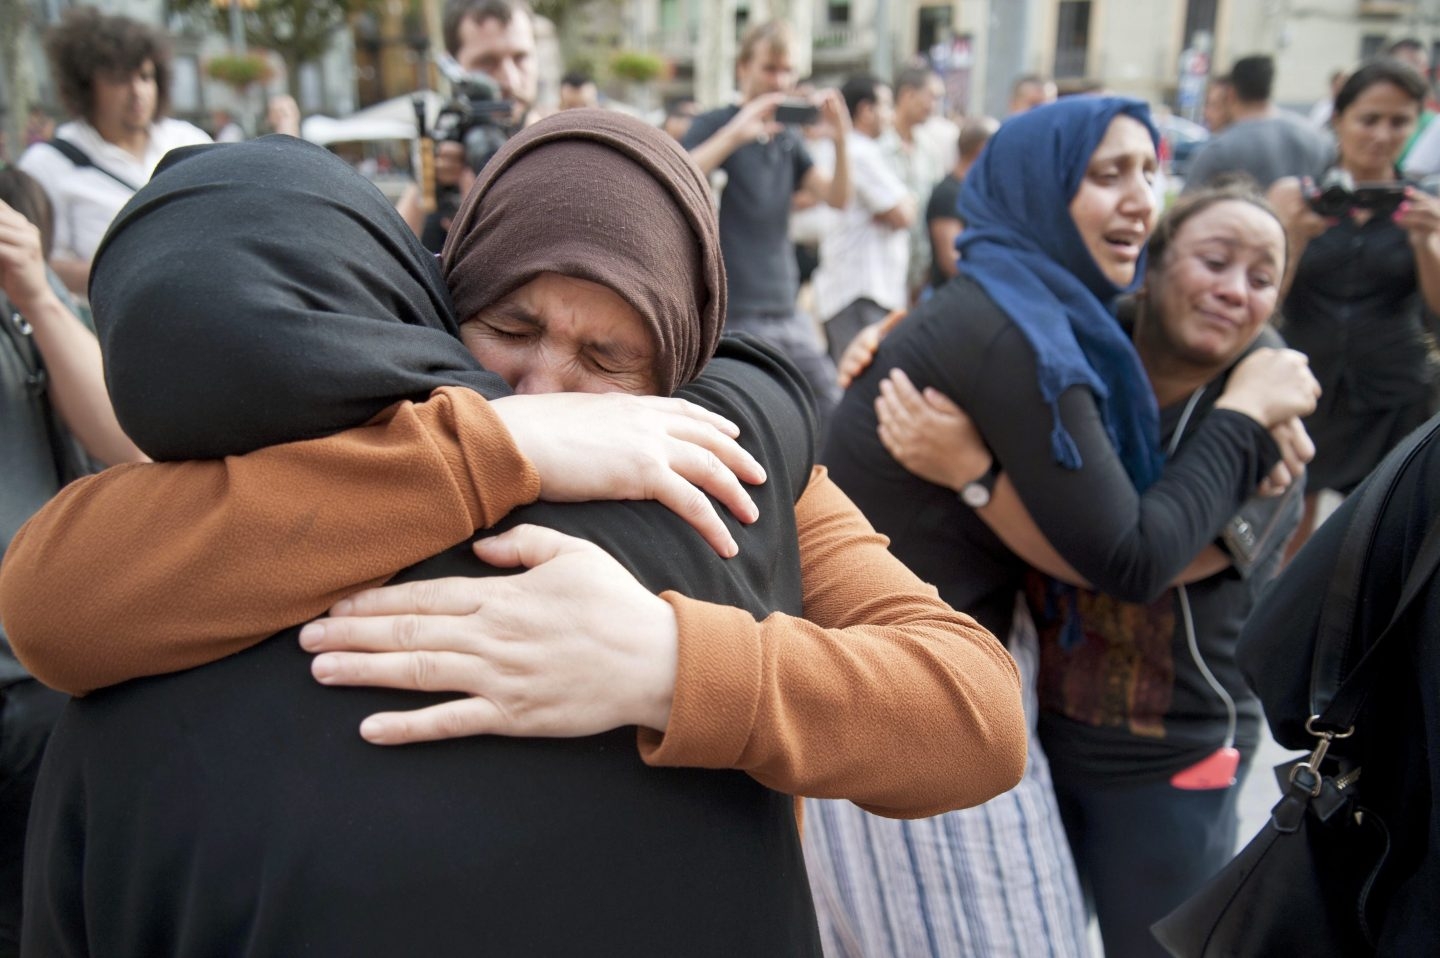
[1287,716,1355,797]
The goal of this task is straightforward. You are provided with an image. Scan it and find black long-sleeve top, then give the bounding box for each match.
[823,275,1282,640]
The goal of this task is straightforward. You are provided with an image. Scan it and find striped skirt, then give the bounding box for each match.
[803,602,1091,957]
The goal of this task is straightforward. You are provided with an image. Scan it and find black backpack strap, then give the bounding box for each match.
[46,138,141,192]
[1310,416,1440,727]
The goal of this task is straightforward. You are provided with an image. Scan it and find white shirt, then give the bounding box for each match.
[19,117,212,263]
[809,132,910,320]
[882,125,948,295]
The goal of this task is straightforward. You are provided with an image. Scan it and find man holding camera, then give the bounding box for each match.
[400,0,537,247]
[443,0,536,127]
[683,20,852,416]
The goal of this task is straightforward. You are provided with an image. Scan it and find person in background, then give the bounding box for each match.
[1308,68,1348,130]
[395,0,539,237]
[1008,73,1058,115]
[0,167,143,957]
[810,75,911,366]
[1267,59,1440,559]
[884,67,948,302]
[682,20,852,417]
[210,108,244,143]
[661,97,698,141]
[919,72,961,170]
[263,95,302,137]
[1183,54,1330,192]
[925,115,998,290]
[558,70,598,111]
[1386,36,1436,166]
[444,0,537,127]
[16,6,210,298]
[1203,74,1234,134]
[23,109,53,150]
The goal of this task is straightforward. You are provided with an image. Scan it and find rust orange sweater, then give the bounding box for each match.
[0,387,1025,818]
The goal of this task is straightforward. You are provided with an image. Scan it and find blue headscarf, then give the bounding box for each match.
[956,96,1163,491]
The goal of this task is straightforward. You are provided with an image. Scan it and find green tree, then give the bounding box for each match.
[172,0,378,97]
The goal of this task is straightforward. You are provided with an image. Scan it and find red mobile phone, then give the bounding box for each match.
[1170,747,1242,790]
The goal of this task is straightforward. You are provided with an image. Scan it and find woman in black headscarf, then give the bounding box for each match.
[10,121,1024,955]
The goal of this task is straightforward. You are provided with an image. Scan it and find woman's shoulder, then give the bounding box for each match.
[905,274,1023,353]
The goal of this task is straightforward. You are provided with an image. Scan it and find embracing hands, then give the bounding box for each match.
[299,524,680,745]
[874,368,993,491]
[489,392,765,558]
[1214,347,1321,429]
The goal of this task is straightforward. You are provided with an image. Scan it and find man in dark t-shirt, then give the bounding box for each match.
[924,115,996,290]
[683,20,852,415]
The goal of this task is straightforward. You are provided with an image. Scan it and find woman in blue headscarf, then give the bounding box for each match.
[809,98,1319,956]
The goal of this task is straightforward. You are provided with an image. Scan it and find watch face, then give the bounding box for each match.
[961,482,991,508]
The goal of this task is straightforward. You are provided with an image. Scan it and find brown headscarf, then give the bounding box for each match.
[440,108,725,397]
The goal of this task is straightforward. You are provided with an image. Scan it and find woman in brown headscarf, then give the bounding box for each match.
[8,114,1024,955]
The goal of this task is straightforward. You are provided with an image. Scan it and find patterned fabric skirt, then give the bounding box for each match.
[803,600,1091,957]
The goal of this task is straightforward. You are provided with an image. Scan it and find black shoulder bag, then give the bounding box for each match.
[2,303,97,486]
[1151,418,1440,957]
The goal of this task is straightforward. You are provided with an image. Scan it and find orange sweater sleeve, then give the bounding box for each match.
[0,386,539,695]
[638,467,1027,820]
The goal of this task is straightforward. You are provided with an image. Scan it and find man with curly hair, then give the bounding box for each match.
[18,6,209,298]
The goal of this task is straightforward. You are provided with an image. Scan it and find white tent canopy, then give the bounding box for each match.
[301,91,446,145]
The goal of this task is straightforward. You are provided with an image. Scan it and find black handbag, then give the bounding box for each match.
[1151,420,1440,958]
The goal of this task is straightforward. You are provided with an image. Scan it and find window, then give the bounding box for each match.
[1053,1,1091,79]
[917,5,954,54]
[1182,0,1218,51]
[828,1,851,26]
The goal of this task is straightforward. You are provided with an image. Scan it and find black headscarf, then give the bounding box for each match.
[90,135,508,461]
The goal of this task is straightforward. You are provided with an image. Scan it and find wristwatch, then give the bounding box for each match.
[960,462,1001,509]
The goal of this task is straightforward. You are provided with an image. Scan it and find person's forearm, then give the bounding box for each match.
[638,469,1027,819]
[823,133,851,209]
[930,220,961,278]
[1412,231,1440,316]
[874,198,915,230]
[48,254,89,297]
[688,127,740,176]
[22,289,144,465]
[0,387,539,694]
[395,183,427,238]
[978,477,1090,587]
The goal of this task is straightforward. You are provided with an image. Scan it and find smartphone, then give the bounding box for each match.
[774,101,820,126]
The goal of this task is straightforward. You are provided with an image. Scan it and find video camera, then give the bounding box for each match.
[1304,169,1407,218]
[413,66,516,250]
[431,71,514,175]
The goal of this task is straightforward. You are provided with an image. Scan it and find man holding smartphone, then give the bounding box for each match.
[683,20,851,417]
